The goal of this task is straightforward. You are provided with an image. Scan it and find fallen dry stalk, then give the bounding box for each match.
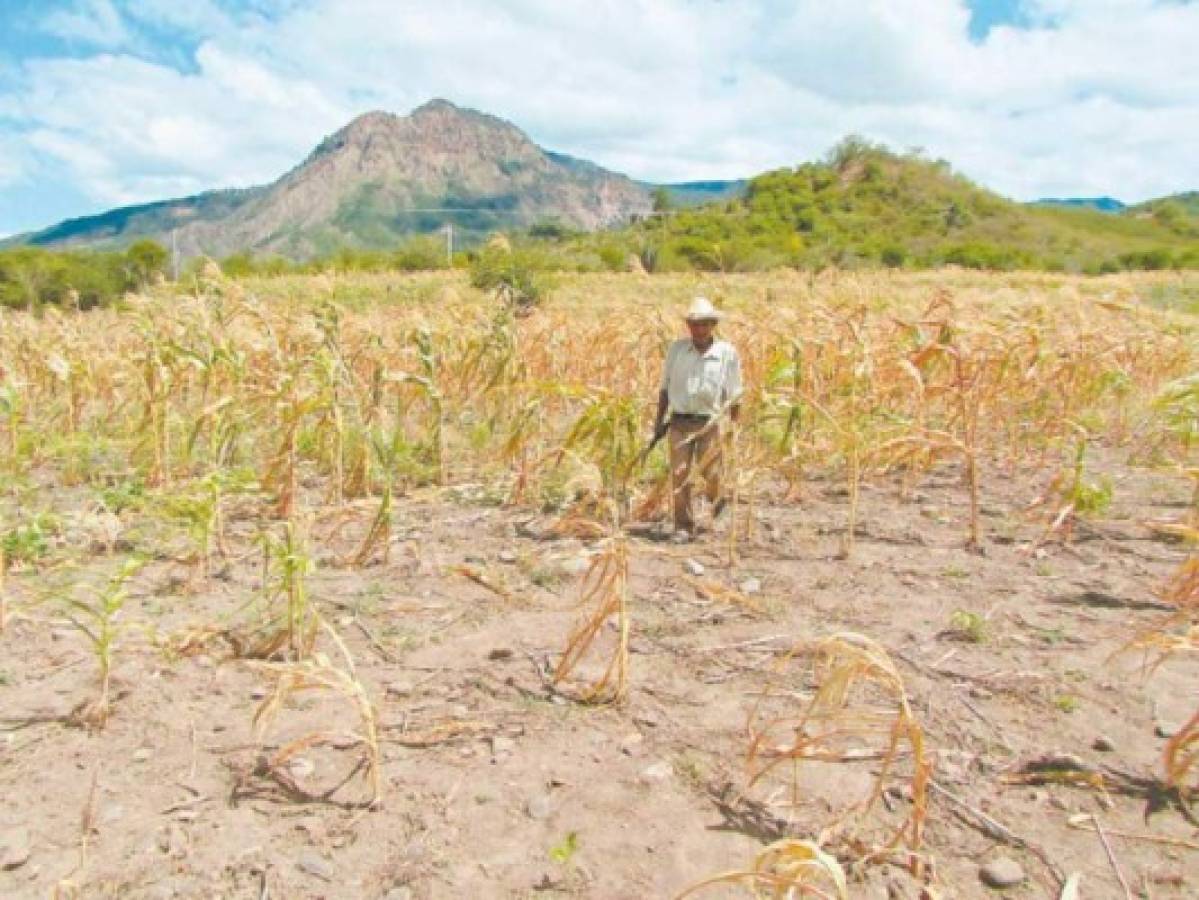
[1114,547,1199,813]
[242,623,382,808]
[1088,814,1134,900]
[552,537,630,704]
[676,838,849,899]
[683,575,762,614]
[1066,813,1199,851]
[455,563,517,602]
[1164,708,1199,805]
[745,632,931,864]
[929,779,1066,888]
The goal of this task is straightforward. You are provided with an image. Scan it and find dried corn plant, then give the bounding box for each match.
[178,517,320,661]
[2,271,1196,570]
[677,838,849,899]
[1022,425,1113,551]
[1164,709,1199,805]
[552,537,630,704]
[745,632,931,866]
[258,518,319,659]
[1117,540,1199,810]
[684,575,762,615]
[1120,546,1199,675]
[241,623,382,809]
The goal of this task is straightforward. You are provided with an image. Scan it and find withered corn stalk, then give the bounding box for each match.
[247,622,382,808]
[745,632,931,863]
[676,838,849,899]
[552,536,630,704]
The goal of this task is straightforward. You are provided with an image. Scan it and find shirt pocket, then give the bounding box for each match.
[689,357,724,405]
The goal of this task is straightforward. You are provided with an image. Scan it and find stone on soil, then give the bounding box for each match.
[525,794,554,820]
[297,852,334,881]
[639,761,673,784]
[979,856,1026,889]
[0,825,31,870]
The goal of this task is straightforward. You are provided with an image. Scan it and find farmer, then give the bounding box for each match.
[651,296,743,542]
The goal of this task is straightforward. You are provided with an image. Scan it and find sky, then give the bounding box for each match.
[0,0,1196,238]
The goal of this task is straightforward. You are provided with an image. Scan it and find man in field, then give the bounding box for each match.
[651,296,743,543]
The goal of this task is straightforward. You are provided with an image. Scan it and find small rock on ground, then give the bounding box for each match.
[739,577,762,594]
[684,558,705,576]
[296,852,334,881]
[160,824,188,859]
[561,555,590,575]
[979,856,1026,889]
[525,794,554,820]
[491,736,515,754]
[620,732,644,756]
[1092,735,1115,752]
[639,761,673,785]
[0,825,31,870]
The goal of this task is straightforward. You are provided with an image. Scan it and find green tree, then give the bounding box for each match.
[125,239,169,286]
[469,240,551,309]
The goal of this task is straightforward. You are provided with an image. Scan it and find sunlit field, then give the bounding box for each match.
[2,268,1197,898]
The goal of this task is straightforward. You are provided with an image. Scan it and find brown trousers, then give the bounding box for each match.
[669,419,723,530]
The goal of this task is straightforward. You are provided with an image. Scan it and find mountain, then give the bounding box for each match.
[572,140,1199,273]
[1133,191,1199,215]
[8,103,1194,270]
[652,180,748,208]
[11,187,264,249]
[1033,196,1126,213]
[1125,191,1199,238]
[17,100,653,259]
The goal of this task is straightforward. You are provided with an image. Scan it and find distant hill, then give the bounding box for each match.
[1134,191,1199,216]
[7,187,263,249]
[1124,192,1199,238]
[574,139,1199,273]
[14,100,653,259]
[654,180,748,207]
[1033,197,1126,213]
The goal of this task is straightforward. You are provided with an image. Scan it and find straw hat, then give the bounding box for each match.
[685,296,722,322]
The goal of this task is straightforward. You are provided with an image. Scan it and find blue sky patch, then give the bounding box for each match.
[966,0,1033,41]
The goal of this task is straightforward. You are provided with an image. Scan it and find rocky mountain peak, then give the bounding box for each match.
[18,99,654,258]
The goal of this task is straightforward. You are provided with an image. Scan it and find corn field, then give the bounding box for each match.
[1,269,1193,538]
[1,266,1197,896]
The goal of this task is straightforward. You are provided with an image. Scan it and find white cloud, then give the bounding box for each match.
[3,0,1198,231]
[0,137,27,188]
[41,0,132,48]
[119,0,234,36]
[8,48,347,207]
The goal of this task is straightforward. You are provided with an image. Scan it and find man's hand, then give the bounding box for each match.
[651,419,669,445]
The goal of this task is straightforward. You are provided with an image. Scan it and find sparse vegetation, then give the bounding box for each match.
[1,268,1197,896]
[949,609,988,643]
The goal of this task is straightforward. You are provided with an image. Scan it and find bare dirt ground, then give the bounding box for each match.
[2,447,1198,899]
